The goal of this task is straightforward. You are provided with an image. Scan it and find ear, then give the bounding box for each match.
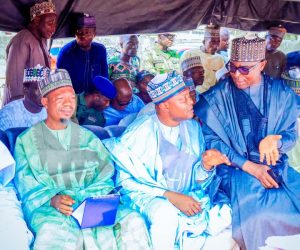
[260,60,267,71]
[158,101,169,111]
[41,97,48,109]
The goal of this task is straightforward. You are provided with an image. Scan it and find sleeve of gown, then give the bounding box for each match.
[202,122,247,169]
[5,39,29,101]
[14,137,62,219]
[277,88,299,154]
[100,46,109,78]
[56,47,66,69]
[278,120,297,153]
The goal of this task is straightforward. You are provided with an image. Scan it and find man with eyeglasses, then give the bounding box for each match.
[197,24,224,93]
[103,78,144,126]
[263,25,287,79]
[141,33,180,74]
[195,34,300,250]
[57,14,108,94]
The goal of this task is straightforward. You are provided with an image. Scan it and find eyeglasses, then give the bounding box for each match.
[226,61,262,75]
[117,98,132,106]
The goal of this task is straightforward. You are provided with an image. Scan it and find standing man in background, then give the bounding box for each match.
[264,25,287,79]
[57,13,108,94]
[4,0,56,105]
[142,33,180,74]
[197,24,224,93]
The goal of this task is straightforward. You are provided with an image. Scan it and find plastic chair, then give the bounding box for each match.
[5,127,28,153]
[82,125,110,140]
[105,125,126,138]
[0,129,9,150]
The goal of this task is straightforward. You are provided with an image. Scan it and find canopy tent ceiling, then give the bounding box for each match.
[0,0,299,38]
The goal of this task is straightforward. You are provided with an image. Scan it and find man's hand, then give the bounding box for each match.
[164,191,201,217]
[259,135,282,166]
[202,149,231,170]
[242,160,279,189]
[50,195,75,216]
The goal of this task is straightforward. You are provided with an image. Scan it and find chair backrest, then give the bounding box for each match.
[0,129,9,150]
[83,125,110,140]
[118,113,137,127]
[105,125,126,138]
[5,127,28,153]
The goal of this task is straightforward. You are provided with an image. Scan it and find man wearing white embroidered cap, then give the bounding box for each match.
[0,65,49,131]
[3,0,56,105]
[106,70,236,250]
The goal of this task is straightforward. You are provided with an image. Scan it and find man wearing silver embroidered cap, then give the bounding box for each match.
[14,68,152,249]
[0,65,49,131]
[264,24,287,79]
[195,33,300,249]
[3,0,56,106]
[106,70,235,250]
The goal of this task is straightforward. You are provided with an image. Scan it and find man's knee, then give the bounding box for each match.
[147,198,179,228]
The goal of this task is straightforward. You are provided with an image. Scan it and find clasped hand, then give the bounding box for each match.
[202,149,231,170]
[50,194,75,216]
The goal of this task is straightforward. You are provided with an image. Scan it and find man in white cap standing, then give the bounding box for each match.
[4,0,56,105]
[195,33,300,249]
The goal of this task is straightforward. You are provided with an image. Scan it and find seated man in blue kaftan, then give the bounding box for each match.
[195,34,300,250]
[14,69,151,250]
[57,14,108,94]
[104,78,144,126]
[105,71,235,250]
[0,141,33,250]
[0,65,49,131]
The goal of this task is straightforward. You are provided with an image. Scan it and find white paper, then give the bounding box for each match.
[72,200,86,225]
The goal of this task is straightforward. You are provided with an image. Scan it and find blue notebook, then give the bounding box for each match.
[72,194,120,229]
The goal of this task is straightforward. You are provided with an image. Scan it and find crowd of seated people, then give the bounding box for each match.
[1,1,300,250]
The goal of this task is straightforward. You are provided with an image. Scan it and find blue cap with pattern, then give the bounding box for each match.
[39,69,73,96]
[147,71,187,104]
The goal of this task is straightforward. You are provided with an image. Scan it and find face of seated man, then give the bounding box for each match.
[228,60,267,90]
[111,79,133,111]
[41,86,76,128]
[157,87,194,126]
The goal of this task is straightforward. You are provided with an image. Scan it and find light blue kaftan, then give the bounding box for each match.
[105,114,233,249]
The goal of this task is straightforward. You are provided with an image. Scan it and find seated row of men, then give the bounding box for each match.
[1,33,300,250]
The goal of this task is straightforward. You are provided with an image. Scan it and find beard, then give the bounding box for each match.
[60,118,70,126]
